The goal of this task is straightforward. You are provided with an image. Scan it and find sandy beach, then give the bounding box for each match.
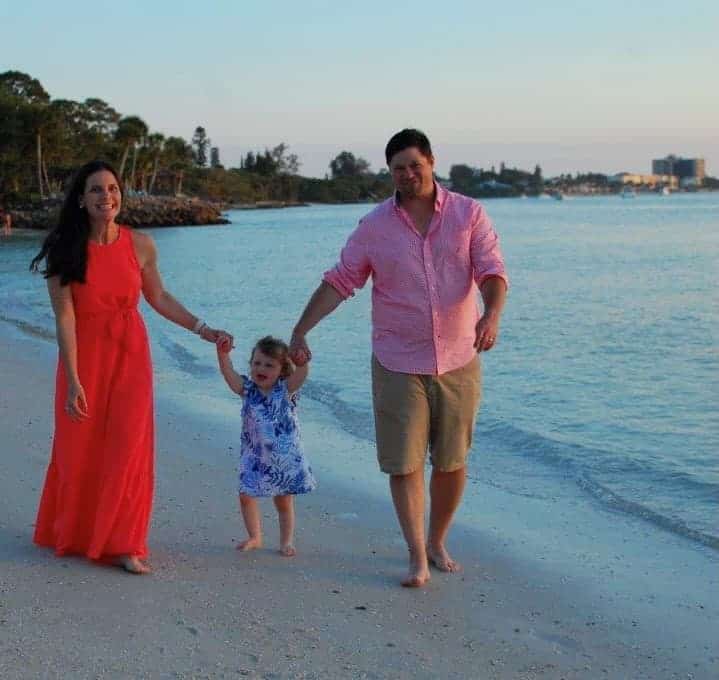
[0,321,717,679]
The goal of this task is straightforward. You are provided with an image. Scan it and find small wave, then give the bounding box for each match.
[482,421,719,498]
[302,383,719,552]
[158,336,215,378]
[0,313,56,342]
[577,475,719,550]
[302,379,376,442]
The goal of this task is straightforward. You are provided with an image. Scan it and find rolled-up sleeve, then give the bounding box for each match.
[323,221,372,299]
[470,204,509,290]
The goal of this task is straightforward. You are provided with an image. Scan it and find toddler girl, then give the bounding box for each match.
[216,335,316,556]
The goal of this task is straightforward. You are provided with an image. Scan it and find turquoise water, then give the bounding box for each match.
[1,193,717,548]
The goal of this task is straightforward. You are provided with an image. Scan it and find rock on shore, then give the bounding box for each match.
[9,196,229,230]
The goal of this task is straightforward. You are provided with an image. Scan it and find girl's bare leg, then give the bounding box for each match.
[273,495,296,556]
[237,494,263,550]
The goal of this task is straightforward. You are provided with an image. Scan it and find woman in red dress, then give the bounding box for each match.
[30,161,231,574]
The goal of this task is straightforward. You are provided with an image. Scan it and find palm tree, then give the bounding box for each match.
[115,115,148,187]
[145,133,165,195]
[163,136,193,196]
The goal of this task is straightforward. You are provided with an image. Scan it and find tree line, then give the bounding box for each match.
[0,70,393,206]
[1,70,561,208]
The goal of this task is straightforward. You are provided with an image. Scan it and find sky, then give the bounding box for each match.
[2,0,717,178]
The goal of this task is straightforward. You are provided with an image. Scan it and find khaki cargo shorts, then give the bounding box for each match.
[371,355,481,475]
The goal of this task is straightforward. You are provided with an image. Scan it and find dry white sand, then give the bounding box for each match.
[1,324,716,679]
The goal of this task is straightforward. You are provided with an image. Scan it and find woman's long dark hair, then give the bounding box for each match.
[30,160,123,285]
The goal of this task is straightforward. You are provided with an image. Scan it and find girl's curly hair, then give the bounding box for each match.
[251,336,293,378]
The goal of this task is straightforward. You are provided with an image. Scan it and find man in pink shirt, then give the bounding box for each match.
[290,129,508,587]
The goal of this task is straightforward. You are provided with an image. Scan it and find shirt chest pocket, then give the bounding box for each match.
[369,248,408,285]
[438,226,471,270]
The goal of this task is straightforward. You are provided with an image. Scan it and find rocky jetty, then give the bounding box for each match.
[9,196,229,230]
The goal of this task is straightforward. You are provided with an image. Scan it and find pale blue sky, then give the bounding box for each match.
[2,1,717,177]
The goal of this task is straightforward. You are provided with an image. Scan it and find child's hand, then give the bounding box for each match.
[289,333,311,366]
[216,336,233,354]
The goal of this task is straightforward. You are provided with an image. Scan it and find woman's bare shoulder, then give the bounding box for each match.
[128,228,157,255]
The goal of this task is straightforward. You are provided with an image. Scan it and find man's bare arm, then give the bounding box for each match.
[289,282,344,364]
[475,276,507,352]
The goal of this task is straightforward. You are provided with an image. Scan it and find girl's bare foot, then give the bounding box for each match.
[426,544,462,573]
[401,551,430,588]
[117,555,152,575]
[236,537,263,551]
[279,544,296,557]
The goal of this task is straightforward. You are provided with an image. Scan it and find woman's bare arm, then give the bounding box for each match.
[48,277,88,419]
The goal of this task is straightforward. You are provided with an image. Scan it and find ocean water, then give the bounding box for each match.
[1,193,717,550]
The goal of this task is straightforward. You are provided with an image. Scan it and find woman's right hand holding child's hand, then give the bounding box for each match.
[216,336,233,354]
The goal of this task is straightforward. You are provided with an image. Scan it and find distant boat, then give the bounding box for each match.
[551,191,565,201]
[659,186,670,196]
[621,187,637,199]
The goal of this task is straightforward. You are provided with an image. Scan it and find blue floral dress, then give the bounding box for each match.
[238,376,316,497]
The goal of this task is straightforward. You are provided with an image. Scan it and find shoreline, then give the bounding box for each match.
[7,188,719,231]
[1,319,717,678]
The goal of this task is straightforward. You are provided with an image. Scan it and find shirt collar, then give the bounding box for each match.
[393,180,446,212]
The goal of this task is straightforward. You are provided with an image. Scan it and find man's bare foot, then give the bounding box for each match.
[427,544,462,573]
[236,537,262,551]
[117,555,152,575]
[279,544,296,557]
[401,552,431,588]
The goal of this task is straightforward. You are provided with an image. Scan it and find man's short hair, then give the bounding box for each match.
[385,129,433,165]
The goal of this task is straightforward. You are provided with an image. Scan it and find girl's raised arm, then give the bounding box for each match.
[286,362,309,395]
[217,342,245,396]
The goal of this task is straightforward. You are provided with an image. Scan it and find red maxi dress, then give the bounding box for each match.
[34,227,154,561]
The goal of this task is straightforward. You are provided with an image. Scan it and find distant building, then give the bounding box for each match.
[652,156,676,176]
[652,155,705,185]
[609,173,678,189]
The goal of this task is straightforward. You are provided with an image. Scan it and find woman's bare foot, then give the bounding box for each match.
[426,544,462,573]
[117,555,152,575]
[236,537,263,551]
[401,551,431,588]
[279,544,296,557]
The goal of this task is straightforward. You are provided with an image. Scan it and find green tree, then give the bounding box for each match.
[0,71,51,198]
[80,98,120,158]
[271,143,300,175]
[449,164,476,194]
[115,115,148,185]
[531,164,544,194]
[242,143,300,176]
[243,151,255,171]
[145,133,165,194]
[163,136,193,195]
[0,70,49,104]
[329,151,371,179]
[192,126,209,167]
[43,99,86,191]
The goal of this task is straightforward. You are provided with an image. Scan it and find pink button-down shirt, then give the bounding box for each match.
[323,184,508,375]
